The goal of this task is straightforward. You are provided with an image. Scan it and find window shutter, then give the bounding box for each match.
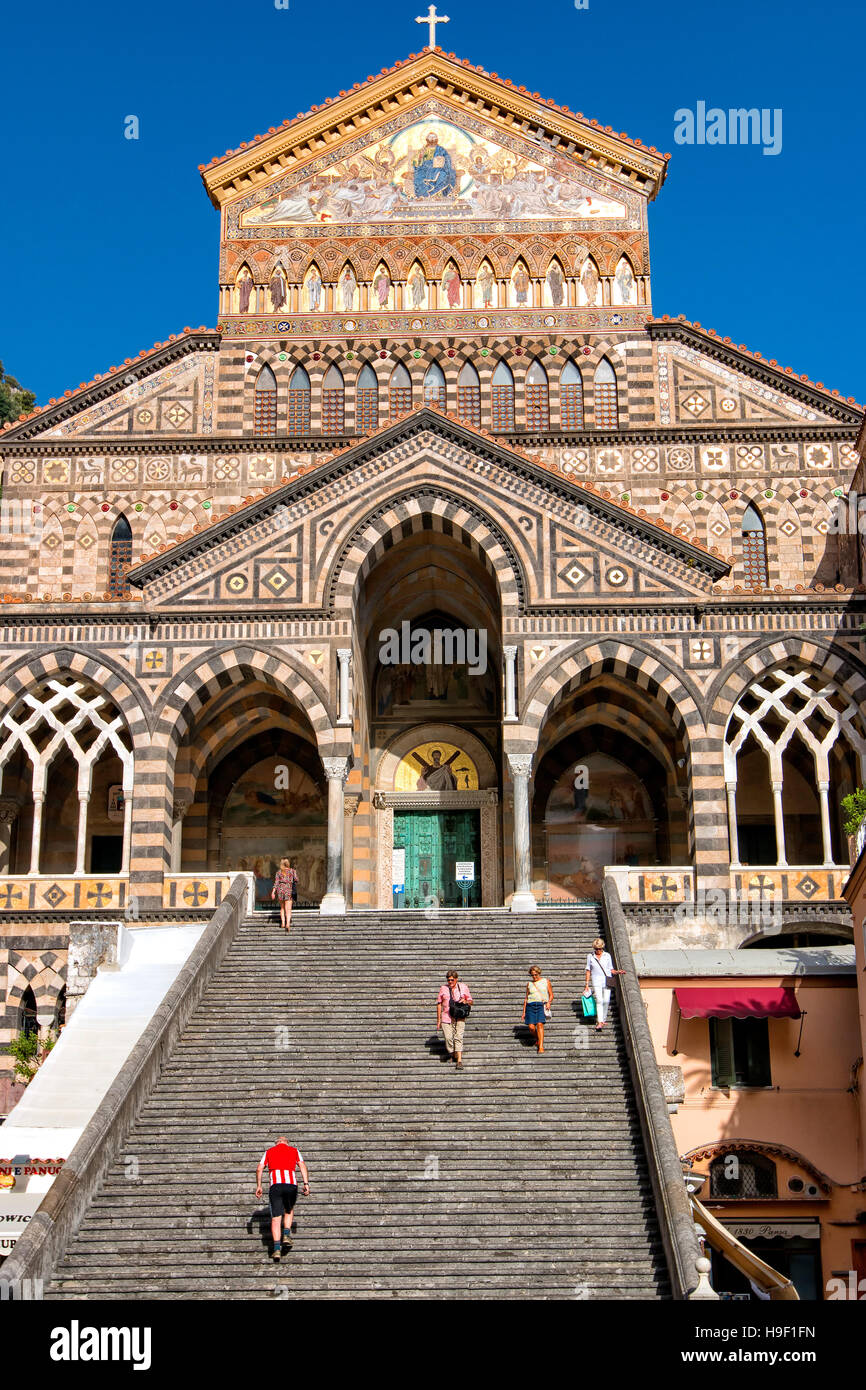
[710,1018,735,1086]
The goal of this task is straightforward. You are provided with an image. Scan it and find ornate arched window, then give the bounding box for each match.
[525,358,550,430]
[17,985,38,1038]
[724,666,866,867]
[322,365,344,434]
[741,501,769,586]
[710,1150,777,1199]
[457,361,480,427]
[594,358,618,429]
[389,363,412,417]
[424,362,446,410]
[108,514,133,597]
[560,359,584,429]
[287,364,311,434]
[491,360,515,431]
[356,363,379,432]
[253,364,278,436]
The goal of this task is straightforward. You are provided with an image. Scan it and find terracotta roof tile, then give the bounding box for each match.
[651,315,864,413]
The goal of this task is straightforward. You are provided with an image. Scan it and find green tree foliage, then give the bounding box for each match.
[841,788,866,835]
[0,360,37,425]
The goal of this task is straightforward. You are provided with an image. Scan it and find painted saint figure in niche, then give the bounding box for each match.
[547,263,565,307]
[513,265,530,305]
[615,259,634,304]
[413,131,457,198]
[411,747,460,791]
[269,270,287,313]
[477,264,495,308]
[441,265,461,308]
[409,266,426,308]
[237,269,254,314]
[307,268,323,311]
[374,268,392,308]
[340,268,356,312]
[580,257,599,307]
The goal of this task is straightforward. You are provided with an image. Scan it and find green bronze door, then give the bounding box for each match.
[393,810,481,907]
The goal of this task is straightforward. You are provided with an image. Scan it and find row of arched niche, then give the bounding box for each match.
[227,253,643,316]
[252,355,620,434]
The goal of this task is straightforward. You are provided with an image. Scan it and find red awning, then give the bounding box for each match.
[675,987,801,1020]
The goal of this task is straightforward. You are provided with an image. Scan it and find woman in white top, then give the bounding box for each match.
[523,966,553,1054]
[584,937,623,1031]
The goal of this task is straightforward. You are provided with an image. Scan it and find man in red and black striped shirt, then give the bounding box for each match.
[255,1135,310,1261]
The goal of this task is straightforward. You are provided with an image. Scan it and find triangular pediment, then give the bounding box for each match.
[203,50,668,217]
[230,97,633,237]
[128,409,729,611]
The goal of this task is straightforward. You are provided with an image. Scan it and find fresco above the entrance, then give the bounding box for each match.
[220,758,325,906]
[242,118,626,228]
[542,752,656,901]
[395,742,479,792]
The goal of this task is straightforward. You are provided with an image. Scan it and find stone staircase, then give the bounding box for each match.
[46,907,671,1300]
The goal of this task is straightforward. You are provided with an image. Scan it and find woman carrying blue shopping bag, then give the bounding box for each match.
[584,937,624,1032]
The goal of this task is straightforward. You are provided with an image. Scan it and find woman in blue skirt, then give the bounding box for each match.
[523,965,554,1054]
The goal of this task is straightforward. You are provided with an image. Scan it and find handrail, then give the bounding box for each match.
[0,874,250,1292]
[602,878,715,1300]
[691,1194,798,1300]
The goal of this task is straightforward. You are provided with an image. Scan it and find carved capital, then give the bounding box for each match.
[503,645,518,662]
[343,793,362,816]
[0,797,22,827]
[507,753,533,780]
[322,756,350,783]
[336,648,353,666]
[172,798,193,824]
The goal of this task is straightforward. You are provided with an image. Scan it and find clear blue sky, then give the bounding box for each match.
[2,0,864,406]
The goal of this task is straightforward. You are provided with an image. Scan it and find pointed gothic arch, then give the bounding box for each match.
[559,358,584,429]
[741,500,769,587]
[322,364,345,434]
[389,362,412,417]
[108,514,133,598]
[287,363,311,434]
[356,362,379,432]
[594,357,619,429]
[423,361,446,410]
[525,357,550,430]
[491,359,515,431]
[457,360,481,427]
[254,363,277,437]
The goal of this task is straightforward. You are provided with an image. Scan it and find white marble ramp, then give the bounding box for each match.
[0,925,205,1167]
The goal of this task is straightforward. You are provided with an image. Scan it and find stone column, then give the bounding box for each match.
[503,645,518,723]
[0,798,21,873]
[30,793,45,876]
[343,793,361,907]
[725,783,740,868]
[508,753,537,912]
[74,792,90,875]
[320,756,350,916]
[772,782,787,867]
[170,798,192,872]
[818,782,834,867]
[336,649,353,726]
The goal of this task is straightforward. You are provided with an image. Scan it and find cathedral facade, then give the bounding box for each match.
[0,48,864,1084]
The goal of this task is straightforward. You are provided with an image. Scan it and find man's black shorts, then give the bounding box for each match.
[268,1182,298,1218]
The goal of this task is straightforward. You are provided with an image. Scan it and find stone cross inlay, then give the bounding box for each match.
[415,4,449,48]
